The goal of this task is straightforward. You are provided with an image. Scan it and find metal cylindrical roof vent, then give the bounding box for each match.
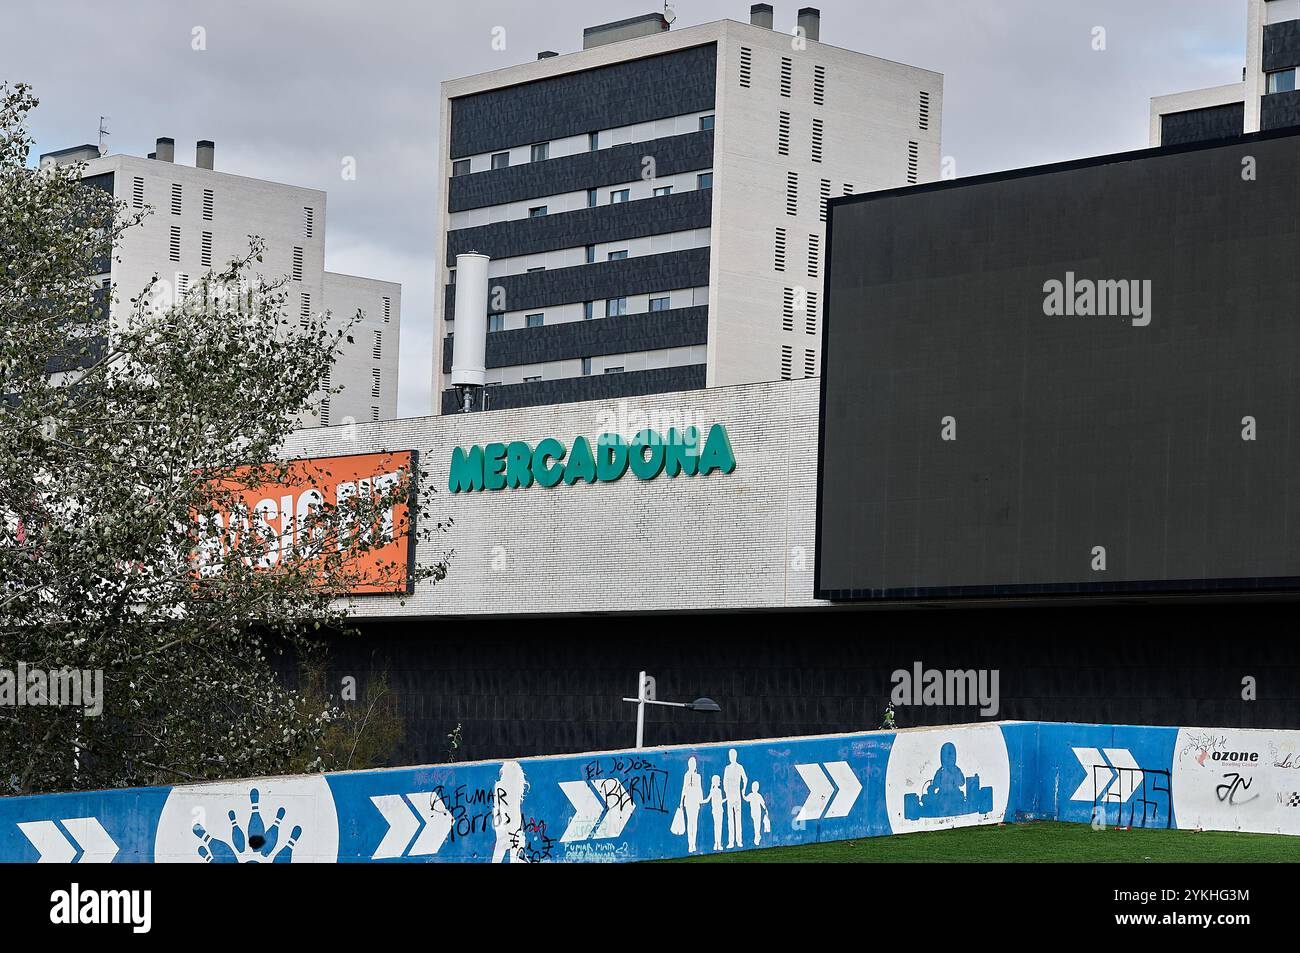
[155,137,175,162]
[196,140,215,170]
[450,252,490,387]
[750,4,773,28]
[797,7,820,42]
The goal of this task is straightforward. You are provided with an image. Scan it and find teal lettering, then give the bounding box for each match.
[596,433,630,483]
[505,441,534,489]
[483,442,508,491]
[532,438,566,488]
[565,436,597,485]
[448,445,485,493]
[698,424,737,476]
[629,429,666,480]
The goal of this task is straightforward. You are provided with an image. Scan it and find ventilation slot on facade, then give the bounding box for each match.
[200,231,213,268]
[132,177,144,209]
[371,368,381,398]
[806,290,818,335]
[811,118,823,163]
[292,247,304,281]
[819,178,831,223]
[320,396,330,427]
[843,183,854,196]
[779,57,792,98]
[202,189,214,221]
[303,206,314,239]
[780,345,793,380]
[372,330,383,361]
[813,65,825,106]
[777,111,791,156]
[807,235,820,279]
[804,349,816,377]
[918,90,931,131]
[774,228,787,271]
[170,183,182,216]
[785,172,798,216]
[371,406,380,422]
[739,46,752,88]
[169,226,181,262]
[382,296,392,322]
[300,293,312,327]
[174,273,190,298]
[782,288,795,332]
[907,141,920,184]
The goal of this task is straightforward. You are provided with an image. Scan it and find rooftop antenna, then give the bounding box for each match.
[97,116,110,157]
[663,1,677,25]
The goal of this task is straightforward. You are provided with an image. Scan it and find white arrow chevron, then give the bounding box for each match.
[60,817,118,863]
[407,791,454,857]
[795,763,834,821]
[370,794,420,859]
[1070,747,1144,803]
[593,778,635,838]
[17,817,117,863]
[1103,748,1144,804]
[823,761,862,818]
[1069,747,1110,801]
[560,780,604,842]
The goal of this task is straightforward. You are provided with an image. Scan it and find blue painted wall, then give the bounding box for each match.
[0,721,1289,863]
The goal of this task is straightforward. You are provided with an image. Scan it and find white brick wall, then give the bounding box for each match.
[283,377,827,617]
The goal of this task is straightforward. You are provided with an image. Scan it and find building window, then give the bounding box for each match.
[170,183,182,216]
[132,177,144,209]
[582,357,592,376]
[813,64,826,106]
[697,172,713,190]
[371,368,381,398]
[169,226,181,262]
[530,142,549,162]
[604,366,624,374]
[649,296,670,312]
[303,206,315,238]
[606,297,627,317]
[452,158,471,176]
[371,406,380,421]
[200,231,213,268]
[587,188,598,208]
[585,245,596,263]
[785,172,798,216]
[583,301,595,319]
[1268,68,1297,94]
[523,375,542,383]
[610,188,630,203]
[774,227,787,271]
[811,118,824,163]
[699,115,715,131]
[739,47,752,88]
[607,250,628,261]
[372,330,383,359]
[527,266,545,273]
[778,111,791,155]
[382,296,392,322]
[488,313,504,332]
[202,189,214,221]
[588,131,600,151]
[491,152,510,170]
[654,186,673,197]
[292,247,304,281]
[918,90,931,130]
[525,313,544,328]
[528,205,548,218]
[907,141,920,184]
[779,56,793,98]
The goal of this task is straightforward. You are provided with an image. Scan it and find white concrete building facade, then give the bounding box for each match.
[432,5,942,414]
[42,140,401,424]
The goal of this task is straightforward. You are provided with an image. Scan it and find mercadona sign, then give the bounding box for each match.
[448,424,736,493]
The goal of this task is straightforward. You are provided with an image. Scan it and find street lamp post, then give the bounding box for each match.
[622,670,720,749]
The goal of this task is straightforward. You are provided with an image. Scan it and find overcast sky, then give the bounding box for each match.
[2,0,1245,417]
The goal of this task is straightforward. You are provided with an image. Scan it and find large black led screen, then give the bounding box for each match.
[817,131,1300,600]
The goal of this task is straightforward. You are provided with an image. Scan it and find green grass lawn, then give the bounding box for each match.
[667,821,1300,863]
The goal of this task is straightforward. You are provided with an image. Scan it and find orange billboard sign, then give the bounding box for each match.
[195,450,417,595]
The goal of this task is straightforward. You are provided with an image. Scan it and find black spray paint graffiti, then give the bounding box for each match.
[584,755,670,814]
[1215,773,1260,807]
[1087,763,1171,829]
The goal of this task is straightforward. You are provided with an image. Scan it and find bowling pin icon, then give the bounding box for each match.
[192,822,238,863]
[246,788,265,842]
[259,806,287,856]
[228,810,246,853]
[273,826,303,864]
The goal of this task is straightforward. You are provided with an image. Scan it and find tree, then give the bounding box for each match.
[0,83,449,794]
